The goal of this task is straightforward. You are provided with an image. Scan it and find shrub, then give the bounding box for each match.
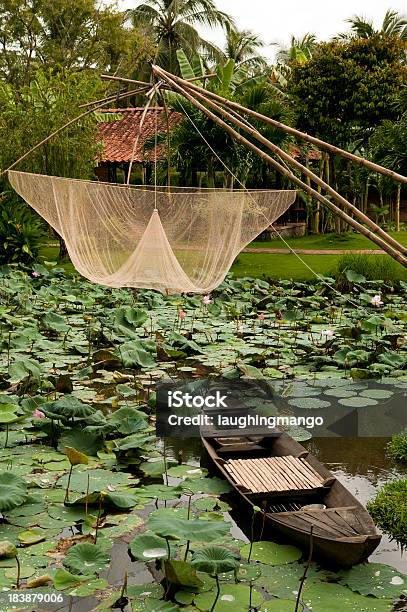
[334,253,404,290]
[0,193,45,265]
[387,430,407,462]
[367,479,407,547]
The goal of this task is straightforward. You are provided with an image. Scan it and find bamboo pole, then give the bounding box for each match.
[100,72,217,88]
[0,86,150,180]
[153,66,407,267]
[78,87,146,109]
[161,73,407,186]
[157,67,407,257]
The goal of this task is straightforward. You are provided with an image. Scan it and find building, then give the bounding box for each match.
[96,107,183,183]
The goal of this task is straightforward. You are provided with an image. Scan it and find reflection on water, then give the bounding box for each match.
[166,435,407,572]
[309,437,407,573]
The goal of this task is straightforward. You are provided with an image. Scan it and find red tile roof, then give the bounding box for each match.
[97,107,183,163]
[289,144,321,161]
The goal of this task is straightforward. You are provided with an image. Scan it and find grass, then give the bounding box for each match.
[39,231,407,283]
[250,230,407,251]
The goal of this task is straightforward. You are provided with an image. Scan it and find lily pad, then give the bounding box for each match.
[288,398,331,410]
[194,583,263,611]
[148,513,231,543]
[302,581,393,611]
[0,472,28,512]
[18,527,47,545]
[338,563,407,599]
[63,543,110,575]
[181,477,232,495]
[129,534,174,561]
[240,541,301,565]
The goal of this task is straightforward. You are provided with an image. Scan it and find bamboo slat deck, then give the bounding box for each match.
[225,455,325,493]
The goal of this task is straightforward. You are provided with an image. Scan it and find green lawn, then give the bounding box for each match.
[40,231,407,282]
[250,230,407,251]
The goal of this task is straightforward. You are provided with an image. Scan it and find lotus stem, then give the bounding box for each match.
[85,473,90,517]
[95,494,103,543]
[184,540,190,561]
[295,525,314,612]
[15,555,20,589]
[247,512,256,562]
[4,424,8,449]
[210,574,221,612]
[64,465,73,503]
[165,537,171,561]
[163,438,168,486]
[120,570,128,599]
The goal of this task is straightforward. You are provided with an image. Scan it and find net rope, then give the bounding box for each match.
[8,170,296,294]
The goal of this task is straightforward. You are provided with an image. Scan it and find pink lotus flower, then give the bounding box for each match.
[371,295,383,306]
[257,313,265,320]
[178,310,186,320]
[32,271,40,278]
[202,295,212,305]
[33,409,46,419]
[321,329,335,338]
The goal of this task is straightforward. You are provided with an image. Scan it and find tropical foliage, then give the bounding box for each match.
[129,0,231,73]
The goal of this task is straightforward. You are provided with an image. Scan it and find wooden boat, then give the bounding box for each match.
[201,430,381,567]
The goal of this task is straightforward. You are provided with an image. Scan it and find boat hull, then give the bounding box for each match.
[201,433,381,567]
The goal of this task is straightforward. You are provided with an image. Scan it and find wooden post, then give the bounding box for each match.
[396,184,401,232]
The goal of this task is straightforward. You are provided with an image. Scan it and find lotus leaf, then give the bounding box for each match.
[57,468,134,493]
[0,472,28,512]
[0,541,17,559]
[167,465,207,478]
[59,429,104,456]
[140,459,176,477]
[288,397,331,410]
[109,407,149,434]
[148,514,230,543]
[129,534,173,561]
[191,546,240,575]
[338,562,407,599]
[5,565,36,579]
[42,312,70,332]
[43,396,94,420]
[301,581,393,611]
[132,600,180,611]
[164,559,204,587]
[53,567,100,591]
[63,542,110,575]
[194,583,263,611]
[260,600,299,611]
[181,477,232,495]
[65,446,89,466]
[18,527,47,545]
[240,541,301,565]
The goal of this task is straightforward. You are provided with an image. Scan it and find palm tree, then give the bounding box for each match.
[276,33,317,66]
[344,9,407,39]
[222,25,266,73]
[129,0,232,73]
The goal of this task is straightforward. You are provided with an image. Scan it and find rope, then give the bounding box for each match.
[154,101,158,211]
[177,97,361,309]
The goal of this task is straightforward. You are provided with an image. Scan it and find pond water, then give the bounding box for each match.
[167,435,407,573]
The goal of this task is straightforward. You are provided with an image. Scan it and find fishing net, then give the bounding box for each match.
[8,170,296,293]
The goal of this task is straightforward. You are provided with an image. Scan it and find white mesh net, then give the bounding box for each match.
[8,170,296,293]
